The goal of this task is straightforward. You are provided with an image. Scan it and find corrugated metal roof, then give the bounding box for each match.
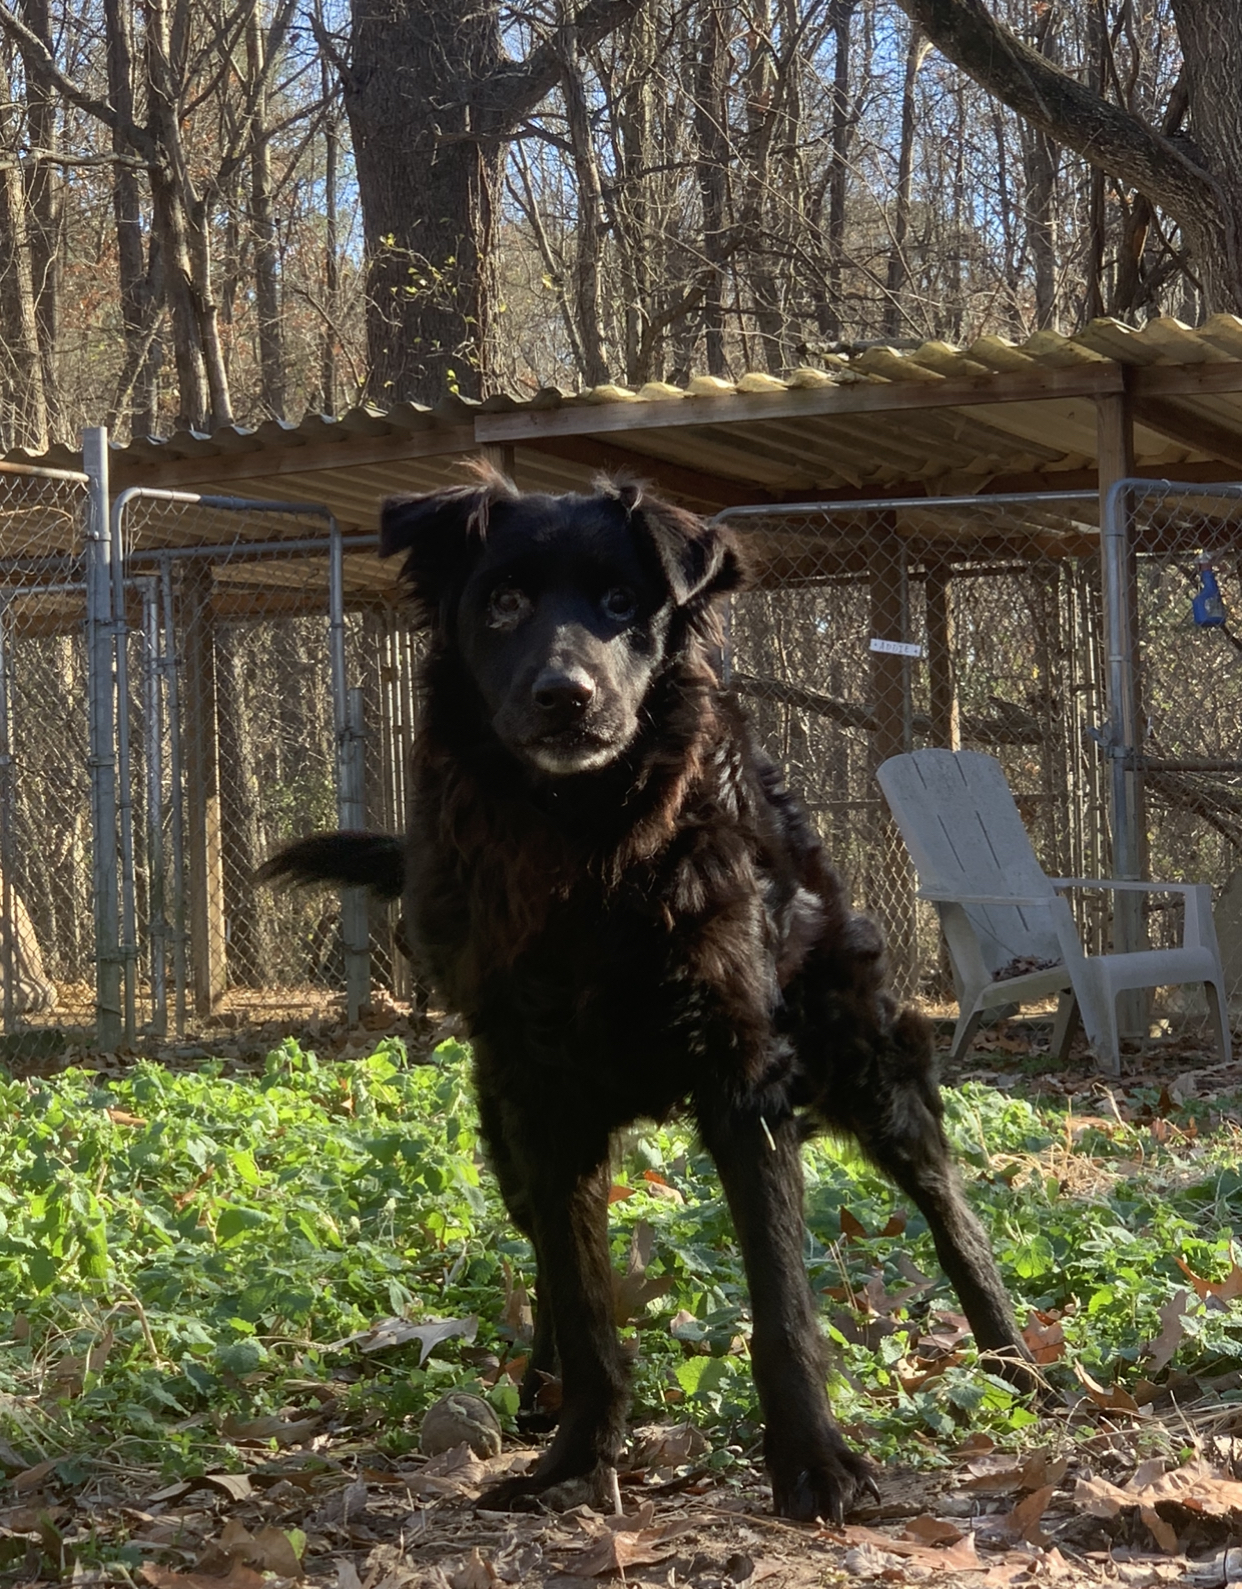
[9,314,1242,540]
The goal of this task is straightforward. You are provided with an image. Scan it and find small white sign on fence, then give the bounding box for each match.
[868,637,924,659]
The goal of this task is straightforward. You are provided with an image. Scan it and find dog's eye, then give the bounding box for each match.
[601,587,637,622]
[488,586,531,628]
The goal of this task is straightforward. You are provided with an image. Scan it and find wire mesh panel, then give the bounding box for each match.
[0,470,93,1033]
[721,494,1109,1007]
[1121,485,1242,1012]
[115,495,382,1038]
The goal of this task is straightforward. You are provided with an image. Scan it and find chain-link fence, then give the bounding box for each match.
[109,491,397,1041]
[1106,483,1242,1019]
[0,466,93,1036]
[720,494,1112,1009]
[2,449,1240,1054]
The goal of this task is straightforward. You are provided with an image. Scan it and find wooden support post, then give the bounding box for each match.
[869,515,917,999]
[181,561,226,1014]
[1097,388,1146,1036]
[925,562,959,750]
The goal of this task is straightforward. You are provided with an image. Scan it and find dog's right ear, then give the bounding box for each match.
[380,465,516,627]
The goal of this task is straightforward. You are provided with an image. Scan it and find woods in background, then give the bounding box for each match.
[0,0,1230,448]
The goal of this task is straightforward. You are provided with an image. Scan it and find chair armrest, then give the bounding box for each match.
[1050,876,1204,897]
[917,888,1053,907]
[1049,879,1217,954]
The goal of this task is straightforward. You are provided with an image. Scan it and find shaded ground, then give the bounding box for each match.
[2,1015,1242,1588]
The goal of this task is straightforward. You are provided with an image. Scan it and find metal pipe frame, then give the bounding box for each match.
[159,559,188,1034]
[0,595,14,1035]
[1102,476,1242,889]
[83,428,122,1050]
[142,579,168,1036]
[113,487,371,1030]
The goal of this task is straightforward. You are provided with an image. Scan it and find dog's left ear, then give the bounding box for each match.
[607,480,745,607]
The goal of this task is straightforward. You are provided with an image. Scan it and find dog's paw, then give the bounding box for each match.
[515,1406,560,1436]
[771,1444,881,1525]
[477,1462,620,1515]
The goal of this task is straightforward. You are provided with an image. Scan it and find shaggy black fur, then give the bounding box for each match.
[261,469,1031,1522]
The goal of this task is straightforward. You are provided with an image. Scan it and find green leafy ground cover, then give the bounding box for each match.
[0,1037,1238,1491]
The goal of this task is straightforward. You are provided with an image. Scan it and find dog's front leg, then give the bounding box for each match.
[478,1156,627,1514]
[696,1096,880,1523]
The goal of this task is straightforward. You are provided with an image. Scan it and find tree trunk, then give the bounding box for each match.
[816,0,856,342]
[561,27,609,387]
[0,46,48,451]
[694,1,729,377]
[320,46,339,414]
[104,0,161,438]
[18,0,61,438]
[344,1,502,405]
[881,23,927,339]
[246,0,286,418]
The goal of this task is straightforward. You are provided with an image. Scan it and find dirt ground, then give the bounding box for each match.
[6,1016,1242,1589]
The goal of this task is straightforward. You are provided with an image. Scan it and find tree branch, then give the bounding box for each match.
[891,0,1219,229]
[482,0,647,138]
[0,0,159,163]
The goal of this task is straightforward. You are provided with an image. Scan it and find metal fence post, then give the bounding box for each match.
[0,594,14,1035]
[159,557,188,1035]
[329,516,370,1023]
[83,426,122,1050]
[110,487,139,1039]
[142,578,167,1036]
[342,687,369,1023]
[1102,479,1141,890]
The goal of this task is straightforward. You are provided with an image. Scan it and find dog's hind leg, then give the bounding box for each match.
[695,1094,880,1524]
[818,1011,1036,1392]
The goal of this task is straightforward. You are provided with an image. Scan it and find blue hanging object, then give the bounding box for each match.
[1193,555,1226,628]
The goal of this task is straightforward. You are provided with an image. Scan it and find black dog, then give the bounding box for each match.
[261,468,1031,1521]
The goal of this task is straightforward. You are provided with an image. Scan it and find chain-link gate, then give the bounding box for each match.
[1103,481,1242,1019]
[718,493,1113,1011]
[110,490,380,1042]
[0,463,95,1038]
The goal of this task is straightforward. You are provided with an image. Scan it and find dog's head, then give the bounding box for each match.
[381,466,744,777]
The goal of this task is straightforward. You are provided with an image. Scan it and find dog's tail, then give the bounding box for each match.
[256,831,406,901]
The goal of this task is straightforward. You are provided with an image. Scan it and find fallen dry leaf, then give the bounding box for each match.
[1140,1503,1179,1554]
[334,1314,478,1363]
[221,1412,322,1446]
[959,1455,1031,1494]
[1143,1290,1191,1375]
[628,1423,709,1470]
[999,1482,1055,1546]
[142,1564,269,1589]
[448,1548,496,1589]
[1023,1310,1067,1364]
[10,1458,57,1492]
[900,1515,964,1545]
[1074,1360,1141,1412]
[1177,1256,1242,1304]
[1077,1458,1242,1524]
[839,1208,868,1241]
[837,1523,981,1573]
[573,1528,676,1576]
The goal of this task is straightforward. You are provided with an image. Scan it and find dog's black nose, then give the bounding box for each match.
[533,667,595,713]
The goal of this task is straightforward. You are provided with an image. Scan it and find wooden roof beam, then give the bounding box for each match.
[1130,396,1242,473]
[513,435,774,507]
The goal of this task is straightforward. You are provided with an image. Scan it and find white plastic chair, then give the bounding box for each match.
[876,748,1231,1075]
